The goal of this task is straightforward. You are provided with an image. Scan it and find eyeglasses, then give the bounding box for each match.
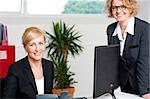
[111,5,127,12]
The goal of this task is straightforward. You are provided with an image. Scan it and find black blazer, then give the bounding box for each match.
[106,17,150,96]
[2,56,54,99]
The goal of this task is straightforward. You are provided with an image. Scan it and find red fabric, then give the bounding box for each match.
[0,46,15,78]
[1,40,8,46]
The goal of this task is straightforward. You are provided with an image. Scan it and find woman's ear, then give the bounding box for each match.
[24,46,28,55]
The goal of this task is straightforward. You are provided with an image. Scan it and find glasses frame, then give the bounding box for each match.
[111,5,127,12]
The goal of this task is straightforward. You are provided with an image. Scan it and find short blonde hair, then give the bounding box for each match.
[22,27,46,47]
[104,0,138,17]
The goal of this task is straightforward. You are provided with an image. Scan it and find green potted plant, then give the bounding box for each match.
[46,20,83,96]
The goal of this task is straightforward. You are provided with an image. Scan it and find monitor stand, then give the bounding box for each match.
[109,89,116,99]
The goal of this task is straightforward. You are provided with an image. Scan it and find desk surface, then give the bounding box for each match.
[36,87,143,99]
[88,87,143,99]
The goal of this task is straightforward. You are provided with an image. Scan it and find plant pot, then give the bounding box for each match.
[52,87,75,98]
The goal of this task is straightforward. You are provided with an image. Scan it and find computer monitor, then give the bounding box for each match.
[93,44,120,98]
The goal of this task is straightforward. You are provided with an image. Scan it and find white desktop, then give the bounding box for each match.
[94,87,143,99]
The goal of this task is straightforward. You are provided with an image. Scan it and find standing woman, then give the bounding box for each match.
[2,27,54,99]
[105,0,150,98]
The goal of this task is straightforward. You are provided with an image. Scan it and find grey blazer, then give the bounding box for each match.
[2,56,54,99]
[106,17,150,96]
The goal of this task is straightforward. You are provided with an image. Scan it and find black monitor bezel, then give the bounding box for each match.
[93,44,120,98]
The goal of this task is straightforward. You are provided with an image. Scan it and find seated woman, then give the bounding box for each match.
[2,27,54,99]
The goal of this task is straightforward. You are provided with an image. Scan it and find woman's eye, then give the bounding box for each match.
[30,43,35,46]
[30,44,33,46]
[39,42,44,45]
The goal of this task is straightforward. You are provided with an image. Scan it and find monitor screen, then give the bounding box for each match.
[93,44,120,98]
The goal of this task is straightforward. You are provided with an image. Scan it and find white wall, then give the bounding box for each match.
[0,0,149,97]
[0,15,114,97]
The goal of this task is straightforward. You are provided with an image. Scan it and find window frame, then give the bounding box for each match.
[0,0,22,14]
[0,0,105,15]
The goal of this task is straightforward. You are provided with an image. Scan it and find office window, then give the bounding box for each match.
[0,0,105,15]
[63,0,104,14]
[0,0,22,13]
[27,0,68,15]
[27,0,105,15]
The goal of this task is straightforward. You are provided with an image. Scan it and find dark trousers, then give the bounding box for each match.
[121,80,138,95]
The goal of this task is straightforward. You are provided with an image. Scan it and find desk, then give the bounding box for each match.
[93,87,143,99]
[36,87,143,99]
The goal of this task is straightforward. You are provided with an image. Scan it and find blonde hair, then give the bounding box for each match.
[104,0,138,17]
[22,27,46,47]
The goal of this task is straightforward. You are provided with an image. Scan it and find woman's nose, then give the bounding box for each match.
[116,7,122,13]
[35,44,40,51]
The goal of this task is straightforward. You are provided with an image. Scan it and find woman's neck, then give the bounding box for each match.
[28,57,43,79]
[119,18,130,31]
[28,57,42,69]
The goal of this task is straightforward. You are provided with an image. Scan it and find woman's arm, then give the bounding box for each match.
[2,65,18,98]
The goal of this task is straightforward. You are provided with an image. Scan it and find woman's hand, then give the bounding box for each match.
[143,93,150,99]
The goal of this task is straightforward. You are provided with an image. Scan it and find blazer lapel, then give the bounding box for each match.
[23,57,38,94]
[123,33,134,57]
[42,60,50,93]
[112,35,120,44]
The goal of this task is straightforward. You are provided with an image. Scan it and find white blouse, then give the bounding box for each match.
[112,17,135,56]
[35,77,44,94]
